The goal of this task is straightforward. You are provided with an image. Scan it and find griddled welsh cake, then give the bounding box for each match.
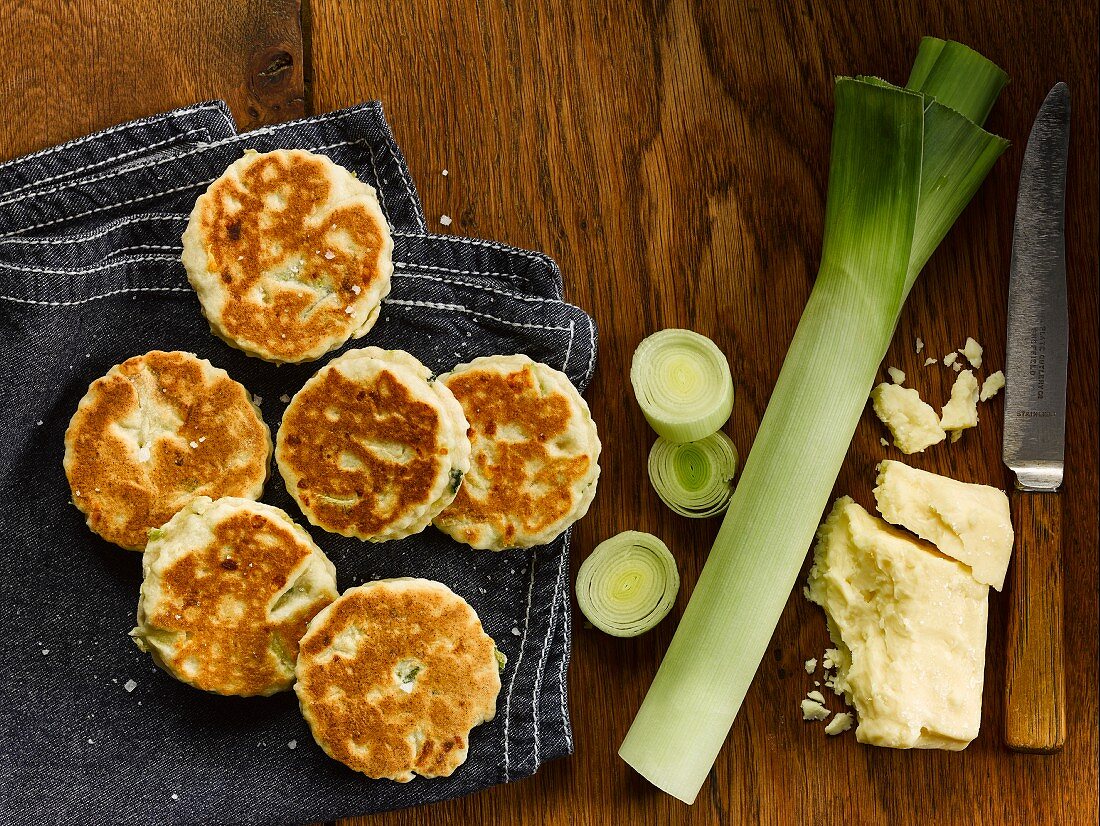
[434,354,601,550]
[276,348,471,542]
[181,149,393,363]
[131,497,338,696]
[294,579,502,781]
[63,351,271,551]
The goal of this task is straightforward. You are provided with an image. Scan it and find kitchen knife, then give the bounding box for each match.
[1002,82,1070,754]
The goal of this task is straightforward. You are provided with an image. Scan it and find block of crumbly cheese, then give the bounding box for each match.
[874,460,1013,590]
[870,383,946,454]
[940,369,979,431]
[806,497,989,750]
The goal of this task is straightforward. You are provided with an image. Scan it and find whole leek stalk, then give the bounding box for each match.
[619,39,1008,803]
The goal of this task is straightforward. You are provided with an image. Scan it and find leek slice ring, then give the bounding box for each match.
[648,432,739,518]
[630,329,734,443]
[575,531,679,637]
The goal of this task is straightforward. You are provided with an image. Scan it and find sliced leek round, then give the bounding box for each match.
[648,432,739,518]
[575,531,679,638]
[630,329,734,443]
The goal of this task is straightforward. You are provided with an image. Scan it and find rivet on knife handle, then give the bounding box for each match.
[1004,490,1065,752]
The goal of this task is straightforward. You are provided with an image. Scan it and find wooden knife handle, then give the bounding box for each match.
[1004,489,1065,753]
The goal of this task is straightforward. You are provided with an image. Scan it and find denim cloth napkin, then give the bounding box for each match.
[0,102,595,826]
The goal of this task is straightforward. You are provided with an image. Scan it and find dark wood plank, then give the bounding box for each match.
[0,0,304,160]
[308,1,1098,824]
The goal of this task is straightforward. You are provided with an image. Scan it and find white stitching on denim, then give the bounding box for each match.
[0,103,228,170]
[384,299,571,333]
[583,314,597,384]
[0,128,211,205]
[557,585,573,751]
[394,263,526,286]
[383,130,426,232]
[109,244,181,255]
[392,230,550,265]
[0,214,186,245]
[561,320,576,372]
[529,539,567,770]
[0,286,190,306]
[502,549,538,781]
[364,142,391,220]
[0,254,180,274]
[0,180,214,238]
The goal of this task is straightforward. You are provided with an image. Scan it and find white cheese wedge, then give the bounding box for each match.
[873,460,1013,590]
[940,369,979,431]
[870,383,946,454]
[980,370,1006,402]
[806,497,988,750]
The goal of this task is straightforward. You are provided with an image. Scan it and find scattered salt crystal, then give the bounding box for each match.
[253,394,263,406]
[345,306,354,315]
[441,168,449,176]
[439,214,453,227]
[479,587,487,594]
[237,255,244,261]
[288,740,298,750]
[198,436,206,443]
[36,420,43,426]
[511,627,520,636]
[42,649,49,655]
[351,285,361,295]
[137,446,151,462]
[279,394,291,403]
[171,794,179,801]
[87,738,94,744]
[124,679,137,693]
[324,250,336,260]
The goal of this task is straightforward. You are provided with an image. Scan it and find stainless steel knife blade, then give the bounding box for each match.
[1003,83,1070,492]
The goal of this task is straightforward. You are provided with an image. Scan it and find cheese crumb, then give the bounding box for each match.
[952,360,963,372]
[124,679,137,693]
[825,712,854,735]
[961,337,983,369]
[288,740,298,750]
[807,690,826,704]
[924,357,937,366]
[943,352,958,367]
[801,699,830,721]
[823,648,841,670]
[253,395,263,407]
[804,658,817,674]
[870,384,946,454]
[980,370,1006,402]
[941,369,980,432]
[279,394,291,403]
[880,437,889,447]
[440,214,453,227]
[887,366,906,385]
[915,337,924,353]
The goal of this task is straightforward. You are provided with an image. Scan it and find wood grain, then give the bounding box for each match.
[308,1,1099,824]
[0,0,304,159]
[1005,490,1066,753]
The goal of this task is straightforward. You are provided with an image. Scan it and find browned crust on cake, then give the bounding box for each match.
[295,580,500,781]
[140,507,334,696]
[436,364,591,547]
[186,150,390,362]
[63,351,270,550]
[277,366,446,538]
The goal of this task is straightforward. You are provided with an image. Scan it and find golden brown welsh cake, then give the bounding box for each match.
[181,149,393,363]
[294,578,502,781]
[63,350,271,551]
[433,355,601,550]
[276,348,471,542]
[131,497,338,697]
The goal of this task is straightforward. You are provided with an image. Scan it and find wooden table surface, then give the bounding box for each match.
[3,2,1097,824]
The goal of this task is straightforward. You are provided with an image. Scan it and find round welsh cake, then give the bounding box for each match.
[295,578,502,781]
[434,354,601,550]
[63,350,271,551]
[131,497,338,696]
[276,348,471,542]
[182,149,393,363]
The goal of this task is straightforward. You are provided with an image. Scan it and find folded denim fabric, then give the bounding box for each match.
[0,102,594,826]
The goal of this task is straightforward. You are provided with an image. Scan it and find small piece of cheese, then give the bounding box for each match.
[943,352,958,367]
[940,369,979,432]
[980,370,1006,402]
[915,337,924,354]
[924,357,937,367]
[804,658,817,674]
[873,460,1013,590]
[807,690,826,704]
[825,712,854,736]
[887,366,906,385]
[961,337,983,369]
[870,383,946,454]
[806,497,988,750]
[801,699,830,721]
[822,648,841,670]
